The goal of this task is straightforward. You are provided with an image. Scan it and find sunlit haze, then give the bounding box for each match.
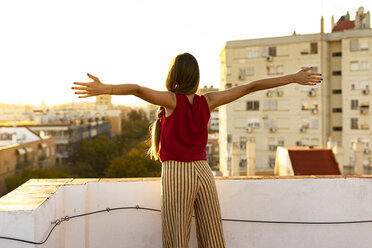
[1,0,371,106]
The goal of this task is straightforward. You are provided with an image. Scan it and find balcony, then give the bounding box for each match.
[1,176,372,248]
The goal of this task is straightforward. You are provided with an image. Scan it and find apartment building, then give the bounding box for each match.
[25,118,112,164]
[0,127,55,195]
[219,7,372,176]
[197,86,220,132]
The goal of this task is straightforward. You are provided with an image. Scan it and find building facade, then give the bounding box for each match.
[219,8,372,176]
[26,118,112,164]
[0,127,56,195]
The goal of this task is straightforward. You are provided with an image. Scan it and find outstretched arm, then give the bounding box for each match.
[204,68,322,111]
[72,73,176,110]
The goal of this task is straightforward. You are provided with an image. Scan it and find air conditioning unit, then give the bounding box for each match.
[238,75,245,80]
[269,127,277,132]
[300,127,306,132]
[240,144,246,149]
[363,89,369,95]
[266,56,273,62]
[311,108,318,114]
[360,109,367,115]
[308,89,316,97]
[364,148,371,154]
[246,126,252,133]
[277,90,283,97]
[266,90,272,97]
[296,141,302,146]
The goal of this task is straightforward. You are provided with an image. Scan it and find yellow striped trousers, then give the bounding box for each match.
[161,160,226,248]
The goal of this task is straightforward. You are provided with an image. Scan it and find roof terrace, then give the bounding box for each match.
[1,176,372,248]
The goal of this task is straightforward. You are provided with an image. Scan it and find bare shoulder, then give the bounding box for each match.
[135,86,177,109]
[202,92,215,112]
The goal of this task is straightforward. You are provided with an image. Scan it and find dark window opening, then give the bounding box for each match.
[332,71,342,76]
[246,101,259,111]
[332,108,342,113]
[333,126,342,131]
[332,52,342,57]
[310,43,318,54]
[269,47,276,56]
[332,89,342,94]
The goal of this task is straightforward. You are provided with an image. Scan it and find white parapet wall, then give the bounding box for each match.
[1,176,372,248]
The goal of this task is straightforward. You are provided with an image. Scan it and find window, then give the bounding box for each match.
[332,89,342,94]
[268,156,276,168]
[360,81,369,90]
[247,48,260,58]
[269,47,276,56]
[226,67,232,75]
[350,61,359,71]
[238,68,246,80]
[247,119,260,128]
[332,71,342,76]
[246,66,254,76]
[333,126,342,131]
[276,65,284,74]
[332,108,342,113]
[227,134,232,143]
[350,61,370,71]
[359,40,369,51]
[360,61,369,71]
[263,99,277,111]
[266,65,284,75]
[277,138,285,146]
[239,158,247,167]
[351,81,357,90]
[332,52,342,57]
[350,39,359,51]
[351,118,359,129]
[267,65,276,75]
[310,43,318,54]
[350,39,369,51]
[240,137,247,149]
[246,101,259,111]
[309,118,319,129]
[263,119,276,129]
[351,100,359,110]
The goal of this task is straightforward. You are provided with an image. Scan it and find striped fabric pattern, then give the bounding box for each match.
[161,160,226,248]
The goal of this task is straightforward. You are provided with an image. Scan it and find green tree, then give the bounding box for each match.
[74,135,120,177]
[117,109,151,153]
[105,142,161,178]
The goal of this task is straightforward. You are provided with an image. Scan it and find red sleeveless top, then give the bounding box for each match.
[159,93,210,162]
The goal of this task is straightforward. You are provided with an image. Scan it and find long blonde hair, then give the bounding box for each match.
[148,53,200,160]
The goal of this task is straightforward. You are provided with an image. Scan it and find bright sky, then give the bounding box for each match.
[1,0,371,106]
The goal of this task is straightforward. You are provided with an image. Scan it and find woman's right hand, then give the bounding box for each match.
[293,67,323,86]
[72,73,112,98]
